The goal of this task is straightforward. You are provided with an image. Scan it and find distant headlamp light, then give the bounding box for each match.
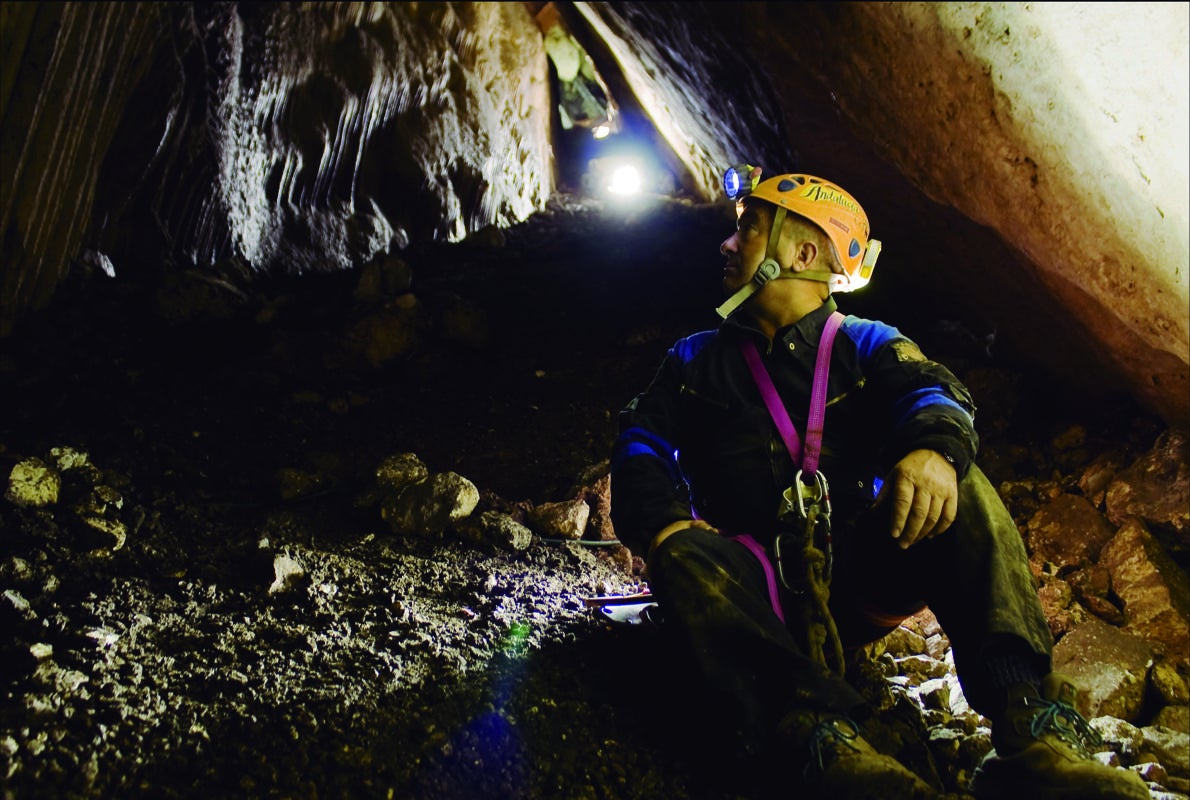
[723,163,761,199]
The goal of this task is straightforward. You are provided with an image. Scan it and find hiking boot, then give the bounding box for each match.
[780,710,939,799]
[970,673,1150,800]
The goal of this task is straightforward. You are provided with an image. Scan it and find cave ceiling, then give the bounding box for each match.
[1,1,1187,426]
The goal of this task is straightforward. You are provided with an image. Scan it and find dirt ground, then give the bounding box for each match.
[0,196,1167,799]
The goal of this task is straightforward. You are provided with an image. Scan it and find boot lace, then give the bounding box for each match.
[804,716,861,782]
[1029,697,1104,757]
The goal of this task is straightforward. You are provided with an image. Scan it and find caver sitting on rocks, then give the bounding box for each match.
[609,165,1151,800]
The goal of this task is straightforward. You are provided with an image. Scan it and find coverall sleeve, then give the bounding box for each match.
[844,318,980,479]
[609,350,696,557]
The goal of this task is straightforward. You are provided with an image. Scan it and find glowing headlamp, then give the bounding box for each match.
[723,163,761,200]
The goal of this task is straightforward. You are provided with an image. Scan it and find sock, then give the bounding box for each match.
[985,653,1046,694]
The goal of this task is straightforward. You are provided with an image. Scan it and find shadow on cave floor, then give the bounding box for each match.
[0,194,1169,799]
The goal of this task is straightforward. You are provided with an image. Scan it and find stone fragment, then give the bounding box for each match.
[268,552,307,595]
[1100,518,1190,661]
[381,472,479,537]
[882,625,927,658]
[375,453,429,492]
[1053,615,1154,723]
[1152,705,1189,735]
[48,446,90,472]
[1079,450,1126,508]
[1037,576,1087,639]
[1091,716,1145,761]
[1139,725,1190,778]
[77,514,127,551]
[895,654,951,682]
[924,633,950,661]
[525,499,590,540]
[1067,564,1125,624]
[1134,760,1168,784]
[1026,493,1117,567]
[69,476,128,551]
[569,465,615,543]
[458,511,534,551]
[926,726,962,765]
[1105,429,1189,541]
[5,458,60,508]
[4,589,34,621]
[915,676,951,711]
[1150,660,1190,706]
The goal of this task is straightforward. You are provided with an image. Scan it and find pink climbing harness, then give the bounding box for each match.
[733,311,845,619]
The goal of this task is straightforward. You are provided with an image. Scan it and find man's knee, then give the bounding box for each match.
[648,525,722,574]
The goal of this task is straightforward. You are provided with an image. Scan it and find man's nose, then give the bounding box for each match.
[720,234,736,255]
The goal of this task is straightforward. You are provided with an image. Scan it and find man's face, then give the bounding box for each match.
[719,201,773,295]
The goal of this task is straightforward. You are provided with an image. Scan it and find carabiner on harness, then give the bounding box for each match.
[783,468,831,521]
[775,469,834,589]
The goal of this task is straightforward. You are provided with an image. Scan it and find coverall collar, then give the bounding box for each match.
[723,296,840,354]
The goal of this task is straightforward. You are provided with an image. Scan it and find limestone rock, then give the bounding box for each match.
[1139,725,1190,779]
[1053,615,1155,723]
[1105,429,1190,548]
[1150,660,1190,706]
[1091,716,1145,762]
[1152,705,1190,735]
[1077,450,1127,509]
[1026,493,1117,567]
[1037,575,1088,640]
[569,464,615,543]
[268,551,307,596]
[1100,518,1190,661]
[5,458,60,508]
[381,472,479,537]
[525,499,590,541]
[375,453,430,493]
[457,511,534,552]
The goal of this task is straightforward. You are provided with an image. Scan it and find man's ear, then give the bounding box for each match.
[789,239,819,272]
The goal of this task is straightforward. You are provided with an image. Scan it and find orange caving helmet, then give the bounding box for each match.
[723,165,882,292]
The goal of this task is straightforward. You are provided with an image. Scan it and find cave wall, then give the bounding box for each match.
[765,2,1188,426]
[1,2,163,328]
[2,1,550,316]
[572,1,1189,426]
[1,1,1186,426]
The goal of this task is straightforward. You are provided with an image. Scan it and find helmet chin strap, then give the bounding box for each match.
[715,207,836,320]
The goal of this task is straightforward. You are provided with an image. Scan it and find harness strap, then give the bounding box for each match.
[738,310,848,676]
[739,311,844,472]
[730,534,786,623]
[804,311,845,472]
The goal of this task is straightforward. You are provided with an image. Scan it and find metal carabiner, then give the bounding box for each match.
[773,531,799,593]
[792,469,831,520]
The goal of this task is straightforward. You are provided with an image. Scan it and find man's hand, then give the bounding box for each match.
[874,449,958,549]
[647,518,716,559]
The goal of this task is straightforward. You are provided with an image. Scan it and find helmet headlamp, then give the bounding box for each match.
[723,164,761,200]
